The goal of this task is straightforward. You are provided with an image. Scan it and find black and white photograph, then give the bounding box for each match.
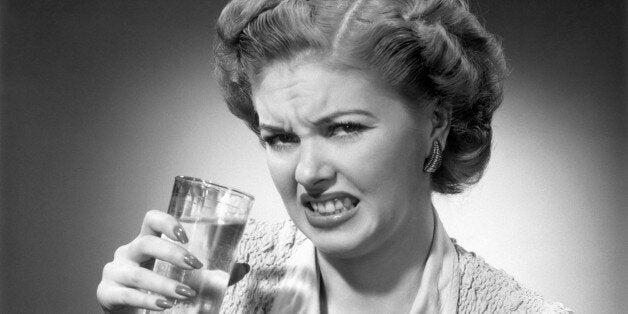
[1,0,626,313]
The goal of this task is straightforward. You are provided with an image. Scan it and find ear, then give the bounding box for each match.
[429,104,451,150]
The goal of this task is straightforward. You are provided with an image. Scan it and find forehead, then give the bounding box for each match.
[252,61,406,125]
[254,61,333,107]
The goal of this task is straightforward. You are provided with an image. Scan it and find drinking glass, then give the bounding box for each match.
[147,176,254,314]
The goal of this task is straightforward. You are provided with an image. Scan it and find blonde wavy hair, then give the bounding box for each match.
[215,0,507,194]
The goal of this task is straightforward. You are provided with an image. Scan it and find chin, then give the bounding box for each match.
[293,211,380,260]
[311,238,368,259]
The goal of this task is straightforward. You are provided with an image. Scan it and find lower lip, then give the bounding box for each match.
[304,203,359,229]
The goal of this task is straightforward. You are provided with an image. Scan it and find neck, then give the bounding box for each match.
[317,204,435,313]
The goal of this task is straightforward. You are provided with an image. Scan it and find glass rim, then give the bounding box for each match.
[175,175,255,201]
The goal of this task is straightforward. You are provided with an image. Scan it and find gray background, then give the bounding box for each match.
[1,0,626,313]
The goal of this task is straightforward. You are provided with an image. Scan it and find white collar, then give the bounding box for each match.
[271,210,459,314]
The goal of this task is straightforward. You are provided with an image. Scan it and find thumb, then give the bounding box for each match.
[228,262,250,286]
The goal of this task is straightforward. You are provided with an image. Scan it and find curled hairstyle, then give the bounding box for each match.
[215,0,507,194]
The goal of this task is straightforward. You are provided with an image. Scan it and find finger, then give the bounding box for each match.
[109,263,197,300]
[99,283,175,311]
[140,209,188,244]
[228,263,250,286]
[140,257,155,270]
[124,235,203,270]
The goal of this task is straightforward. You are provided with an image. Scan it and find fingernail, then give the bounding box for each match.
[175,285,197,298]
[228,262,251,286]
[173,226,188,244]
[184,254,203,269]
[156,299,173,309]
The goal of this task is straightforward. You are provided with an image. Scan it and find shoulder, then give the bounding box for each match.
[221,219,306,313]
[454,242,572,313]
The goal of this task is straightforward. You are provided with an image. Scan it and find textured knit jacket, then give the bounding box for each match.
[221,220,571,313]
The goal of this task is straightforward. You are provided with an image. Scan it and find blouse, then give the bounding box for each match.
[220,212,572,313]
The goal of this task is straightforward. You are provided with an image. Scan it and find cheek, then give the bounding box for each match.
[342,134,423,191]
[266,153,298,202]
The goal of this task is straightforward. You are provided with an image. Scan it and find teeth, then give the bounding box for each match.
[324,201,335,213]
[342,198,352,208]
[334,199,343,210]
[309,197,357,215]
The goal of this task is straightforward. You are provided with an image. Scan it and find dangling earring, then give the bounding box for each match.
[423,140,443,173]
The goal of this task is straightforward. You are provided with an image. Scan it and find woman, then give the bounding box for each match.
[98,0,571,312]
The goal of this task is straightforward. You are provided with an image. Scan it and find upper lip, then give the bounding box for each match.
[300,192,359,207]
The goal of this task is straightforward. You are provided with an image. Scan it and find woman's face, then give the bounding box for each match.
[253,61,441,258]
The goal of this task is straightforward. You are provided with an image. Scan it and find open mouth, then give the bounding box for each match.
[306,197,359,216]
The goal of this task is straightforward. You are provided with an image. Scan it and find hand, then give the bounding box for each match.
[96,210,250,312]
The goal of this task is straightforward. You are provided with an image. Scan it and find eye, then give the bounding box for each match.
[329,122,368,137]
[261,133,300,150]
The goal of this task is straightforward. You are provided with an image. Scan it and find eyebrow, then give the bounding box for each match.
[259,109,376,132]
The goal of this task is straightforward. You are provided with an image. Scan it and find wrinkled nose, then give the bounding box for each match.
[294,142,335,194]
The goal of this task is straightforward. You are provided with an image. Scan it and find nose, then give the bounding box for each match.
[294,141,335,194]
